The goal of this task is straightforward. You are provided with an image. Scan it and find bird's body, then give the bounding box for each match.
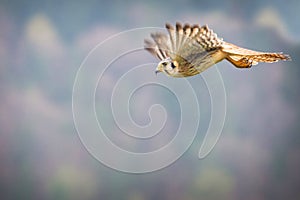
[144,22,290,77]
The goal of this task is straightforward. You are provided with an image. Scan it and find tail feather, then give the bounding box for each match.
[222,42,290,68]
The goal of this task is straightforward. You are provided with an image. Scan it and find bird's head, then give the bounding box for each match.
[155,58,179,77]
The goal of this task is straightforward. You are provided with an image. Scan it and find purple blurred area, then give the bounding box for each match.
[0,0,300,199]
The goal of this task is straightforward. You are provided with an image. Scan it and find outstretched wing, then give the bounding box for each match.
[165,22,223,55]
[144,22,225,69]
[165,22,226,73]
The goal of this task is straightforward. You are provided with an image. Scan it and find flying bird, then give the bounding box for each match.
[144,22,290,77]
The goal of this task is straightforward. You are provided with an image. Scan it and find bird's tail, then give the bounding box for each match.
[222,42,290,68]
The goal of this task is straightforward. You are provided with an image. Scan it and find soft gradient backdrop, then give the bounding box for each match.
[1,0,299,199]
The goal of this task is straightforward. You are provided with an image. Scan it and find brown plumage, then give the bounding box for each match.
[144,22,290,77]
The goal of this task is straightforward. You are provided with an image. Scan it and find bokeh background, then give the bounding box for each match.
[1,0,300,199]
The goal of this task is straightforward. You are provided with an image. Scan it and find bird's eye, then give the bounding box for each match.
[171,62,176,69]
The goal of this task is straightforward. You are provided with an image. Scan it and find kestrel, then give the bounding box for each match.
[144,22,290,77]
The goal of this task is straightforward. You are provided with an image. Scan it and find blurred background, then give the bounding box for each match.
[1,0,300,199]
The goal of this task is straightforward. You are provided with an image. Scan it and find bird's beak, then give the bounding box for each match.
[155,65,162,75]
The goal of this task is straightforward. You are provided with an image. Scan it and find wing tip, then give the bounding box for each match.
[144,39,153,48]
[176,22,181,28]
[165,23,174,30]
